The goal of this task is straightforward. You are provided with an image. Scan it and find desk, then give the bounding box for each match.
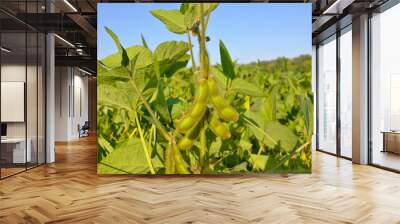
[382,131,400,154]
[1,138,31,163]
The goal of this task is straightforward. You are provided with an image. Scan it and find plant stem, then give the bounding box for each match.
[272,141,311,171]
[251,144,265,172]
[130,79,171,142]
[205,14,210,30]
[187,31,196,73]
[212,153,230,169]
[172,143,190,174]
[134,111,155,174]
[128,128,138,139]
[148,123,153,148]
[165,142,175,174]
[199,121,207,170]
[199,4,208,78]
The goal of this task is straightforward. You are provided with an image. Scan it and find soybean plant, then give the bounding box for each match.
[168,3,239,172]
[98,3,313,175]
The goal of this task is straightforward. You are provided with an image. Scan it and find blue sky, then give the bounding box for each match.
[98,3,311,64]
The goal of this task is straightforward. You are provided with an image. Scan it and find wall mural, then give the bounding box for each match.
[97,3,313,174]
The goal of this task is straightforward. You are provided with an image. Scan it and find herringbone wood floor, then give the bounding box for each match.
[1,136,400,224]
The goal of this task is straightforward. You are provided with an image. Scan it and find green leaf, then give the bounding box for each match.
[180,3,189,14]
[183,4,217,19]
[101,45,152,70]
[244,110,267,141]
[210,67,228,88]
[249,154,269,171]
[264,121,298,152]
[219,40,235,79]
[98,136,113,154]
[141,34,149,49]
[151,82,171,123]
[150,9,186,34]
[244,112,297,152]
[98,138,162,174]
[184,4,198,29]
[239,139,252,151]
[231,78,264,97]
[154,41,190,76]
[209,137,222,156]
[134,71,157,98]
[203,3,219,15]
[130,54,139,75]
[97,136,113,162]
[97,66,130,84]
[261,95,275,121]
[299,95,313,136]
[98,81,137,110]
[104,26,129,67]
[97,61,109,75]
[232,162,248,172]
[163,54,190,77]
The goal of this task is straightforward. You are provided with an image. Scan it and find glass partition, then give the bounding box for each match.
[339,26,352,158]
[317,35,337,154]
[1,31,27,177]
[370,3,400,171]
[0,1,46,179]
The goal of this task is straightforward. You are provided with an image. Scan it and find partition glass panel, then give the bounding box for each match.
[339,27,352,158]
[0,1,46,179]
[371,3,400,171]
[1,31,27,177]
[317,35,337,154]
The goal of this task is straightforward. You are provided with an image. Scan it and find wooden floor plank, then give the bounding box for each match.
[0,135,399,223]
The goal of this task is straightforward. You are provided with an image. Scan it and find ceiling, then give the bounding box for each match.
[311,0,391,43]
[0,0,394,73]
[0,0,98,73]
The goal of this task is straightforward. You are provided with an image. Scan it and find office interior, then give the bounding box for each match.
[0,0,399,222]
[0,0,398,178]
[0,0,96,179]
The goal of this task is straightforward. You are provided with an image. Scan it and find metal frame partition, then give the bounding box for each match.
[0,0,47,180]
[315,21,353,161]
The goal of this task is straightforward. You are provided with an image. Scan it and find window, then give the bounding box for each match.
[370,2,400,171]
[317,35,337,154]
[339,27,352,158]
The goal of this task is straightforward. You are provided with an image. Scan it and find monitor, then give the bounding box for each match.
[1,123,7,137]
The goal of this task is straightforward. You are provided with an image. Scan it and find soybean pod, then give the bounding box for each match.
[209,112,231,139]
[176,78,209,133]
[177,117,203,150]
[207,76,239,122]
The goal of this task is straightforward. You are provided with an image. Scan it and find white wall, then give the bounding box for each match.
[1,63,46,164]
[55,66,70,141]
[55,67,89,141]
[1,65,26,141]
[1,65,33,138]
